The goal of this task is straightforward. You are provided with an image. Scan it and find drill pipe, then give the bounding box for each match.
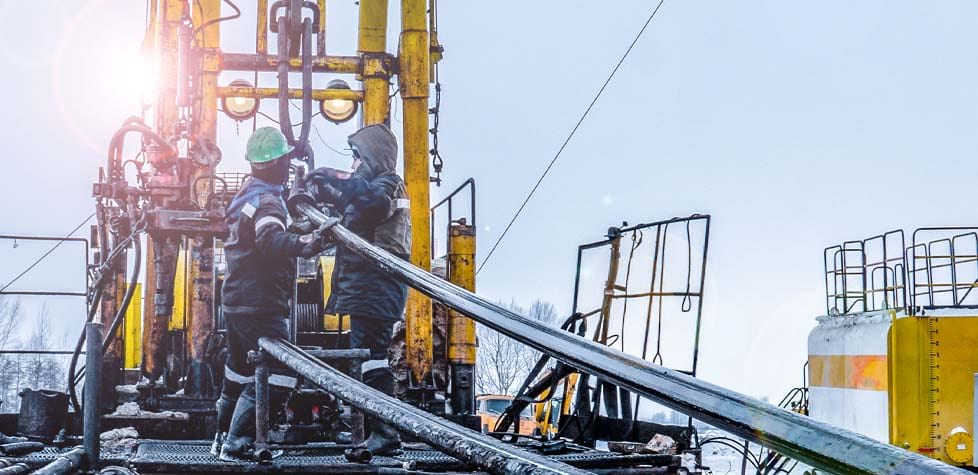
[258,337,587,475]
[294,201,965,475]
[31,447,85,475]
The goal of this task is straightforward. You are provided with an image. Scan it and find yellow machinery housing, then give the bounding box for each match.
[810,227,978,467]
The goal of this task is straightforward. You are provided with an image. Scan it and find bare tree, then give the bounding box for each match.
[0,297,21,412]
[476,299,557,395]
[24,305,63,392]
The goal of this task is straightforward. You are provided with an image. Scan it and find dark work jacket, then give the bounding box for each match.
[318,124,412,320]
[325,175,411,320]
[222,177,308,316]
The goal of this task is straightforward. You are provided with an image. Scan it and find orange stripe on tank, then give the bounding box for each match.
[808,355,887,391]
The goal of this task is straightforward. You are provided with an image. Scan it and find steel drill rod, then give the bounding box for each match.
[296,201,965,475]
[31,447,85,475]
[258,337,588,475]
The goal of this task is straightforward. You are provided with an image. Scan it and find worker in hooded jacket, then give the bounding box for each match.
[306,123,411,455]
[215,127,329,461]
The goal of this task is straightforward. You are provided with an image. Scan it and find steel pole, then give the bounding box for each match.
[293,201,967,475]
[83,323,102,470]
[259,337,587,475]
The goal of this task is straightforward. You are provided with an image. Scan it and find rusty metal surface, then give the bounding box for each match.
[259,336,587,475]
[293,202,968,475]
[185,237,216,398]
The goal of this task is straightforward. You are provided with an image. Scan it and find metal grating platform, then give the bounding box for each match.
[4,446,132,469]
[3,441,677,473]
[126,441,676,473]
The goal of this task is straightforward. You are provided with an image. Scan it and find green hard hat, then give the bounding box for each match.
[245,127,294,165]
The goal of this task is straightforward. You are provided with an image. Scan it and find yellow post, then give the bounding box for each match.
[256,0,268,55]
[399,0,433,385]
[448,221,476,413]
[123,284,143,369]
[357,0,390,125]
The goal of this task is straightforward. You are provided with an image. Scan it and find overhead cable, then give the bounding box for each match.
[477,0,667,273]
[0,212,96,293]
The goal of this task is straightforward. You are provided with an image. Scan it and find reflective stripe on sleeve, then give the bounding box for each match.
[255,215,286,232]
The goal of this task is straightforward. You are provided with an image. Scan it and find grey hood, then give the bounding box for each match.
[349,123,398,179]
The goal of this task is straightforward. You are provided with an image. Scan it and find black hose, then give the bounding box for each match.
[68,287,103,413]
[277,16,295,145]
[67,233,136,412]
[297,17,312,149]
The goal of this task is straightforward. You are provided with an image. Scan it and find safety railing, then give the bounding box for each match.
[430,177,475,259]
[292,200,965,475]
[909,227,978,309]
[823,230,906,315]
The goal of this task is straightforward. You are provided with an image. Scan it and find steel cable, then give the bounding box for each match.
[477,0,667,273]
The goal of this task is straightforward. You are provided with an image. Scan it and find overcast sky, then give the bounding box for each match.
[0,1,976,401]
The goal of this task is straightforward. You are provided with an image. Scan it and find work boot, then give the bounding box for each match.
[219,392,257,461]
[362,419,401,456]
[211,396,236,456]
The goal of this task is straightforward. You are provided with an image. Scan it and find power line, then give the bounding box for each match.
[0,212,96,293]
[477,0,667,274]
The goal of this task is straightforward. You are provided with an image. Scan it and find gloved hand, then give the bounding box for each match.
[298,232,327,258]
[289,217,315,234]
[316,218,340,243]
[306,167,351,184]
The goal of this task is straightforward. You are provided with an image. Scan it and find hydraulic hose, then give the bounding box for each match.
[68,286,103,413]
[67,233,138,413]
[276,16,295,145]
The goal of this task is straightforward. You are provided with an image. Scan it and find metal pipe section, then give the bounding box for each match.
[259,337,587,475]
[0,462,29,475]
[31,447,85,475]
[83,323,102,469]
[294,202,967,475]
[253,353,272,463]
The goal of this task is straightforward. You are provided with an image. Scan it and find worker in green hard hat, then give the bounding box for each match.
[213,126,332,461]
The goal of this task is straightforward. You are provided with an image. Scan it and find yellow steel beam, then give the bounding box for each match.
[358,0,390,125]
[399,0,432,383]
[218,53,361,74]
[217,86,364,102]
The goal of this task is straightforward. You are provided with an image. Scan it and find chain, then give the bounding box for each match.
[428,0,444,186]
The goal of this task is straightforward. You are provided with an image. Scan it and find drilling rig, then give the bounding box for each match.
[0,2,973,475]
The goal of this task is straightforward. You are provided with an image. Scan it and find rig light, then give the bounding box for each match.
[320,79,358,124]
[222,79,259,121]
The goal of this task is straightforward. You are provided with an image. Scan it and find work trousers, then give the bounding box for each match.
[217,312,297,432]
[349,314,398,395]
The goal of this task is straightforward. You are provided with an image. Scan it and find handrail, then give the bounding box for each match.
[296,201,966,475]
